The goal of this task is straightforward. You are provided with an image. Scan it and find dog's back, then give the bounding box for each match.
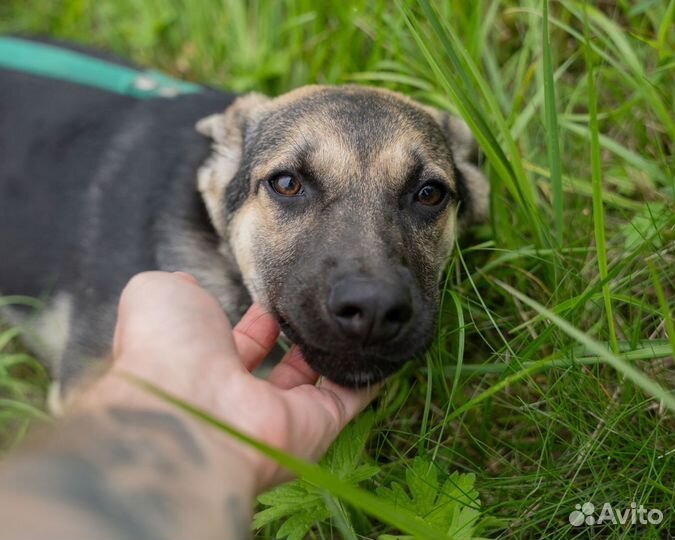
[1,64,133,299]
[0,41,239,386]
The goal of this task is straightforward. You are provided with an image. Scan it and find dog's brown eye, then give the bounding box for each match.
[269,174,304,197]
[414,182,446,206]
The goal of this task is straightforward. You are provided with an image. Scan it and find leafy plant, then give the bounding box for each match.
[253,412,487,540]
[377,457,485,540]
[253,411,379,540]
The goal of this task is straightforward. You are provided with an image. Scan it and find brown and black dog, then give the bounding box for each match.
[0,40,489,398]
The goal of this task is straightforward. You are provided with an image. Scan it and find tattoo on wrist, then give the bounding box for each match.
[0,406,251,540]
[107,406,206,466]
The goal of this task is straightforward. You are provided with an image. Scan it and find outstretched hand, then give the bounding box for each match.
[89,271,379,491]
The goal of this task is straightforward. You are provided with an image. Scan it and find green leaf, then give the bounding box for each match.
[325,408,375,474]
[377,458,483,539]
[277,511,327,540]
[253,410,380,539]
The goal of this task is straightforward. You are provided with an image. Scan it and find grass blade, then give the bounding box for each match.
[398,0,548,249]
[121,372,451,540]
[441,341,673,375]
[583,5,619,354]
[495,280,675,413]
[542,0,564,246]
[648,261,675,361]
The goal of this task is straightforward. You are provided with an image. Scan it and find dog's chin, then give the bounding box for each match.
[276,315,432,388]
[295,343,403,388]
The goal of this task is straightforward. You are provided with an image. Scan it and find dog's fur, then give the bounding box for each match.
[0,41,488,391]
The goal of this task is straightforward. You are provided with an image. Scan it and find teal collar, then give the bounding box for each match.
[0,36,202,99]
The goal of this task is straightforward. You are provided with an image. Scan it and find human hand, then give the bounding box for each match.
[83,271,379,493]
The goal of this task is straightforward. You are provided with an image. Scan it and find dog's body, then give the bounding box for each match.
[1,61,248,386]
[0,40,488,392]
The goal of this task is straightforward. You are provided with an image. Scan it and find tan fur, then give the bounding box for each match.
[267,84,427,113]
[195,93,269,235]
[228,201,265,304]
[196,84,489,310]
[251,128,357,190]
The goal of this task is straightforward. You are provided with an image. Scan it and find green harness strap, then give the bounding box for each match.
[0,36,202,99]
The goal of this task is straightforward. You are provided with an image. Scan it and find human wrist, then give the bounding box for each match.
[74,368,259,499]
[3,381,258,540]
[72,374,259,539]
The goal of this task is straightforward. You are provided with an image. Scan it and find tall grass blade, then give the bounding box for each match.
[542,0,564,246]
[495,281,675,413]
[398,0,548,249]
[441,341,673,375]
[583,5,619,354]
[657,0,675,61]
[648,262,675,361]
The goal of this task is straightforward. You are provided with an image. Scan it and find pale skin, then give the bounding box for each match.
[0,271,378,540]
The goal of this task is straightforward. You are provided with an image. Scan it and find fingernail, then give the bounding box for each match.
[173,271,199,285]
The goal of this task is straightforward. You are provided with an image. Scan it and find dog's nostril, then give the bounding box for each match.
[328,276,413,343]
[336,304,362,320]
[385,304,412,325]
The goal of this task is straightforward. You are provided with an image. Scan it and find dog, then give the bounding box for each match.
[0,39,489,396]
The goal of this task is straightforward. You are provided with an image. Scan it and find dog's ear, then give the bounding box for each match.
[195,93,269,235]
[425,109,490,226]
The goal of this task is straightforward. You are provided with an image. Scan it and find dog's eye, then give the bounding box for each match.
[269,174,304,197]
[414,182,447,206]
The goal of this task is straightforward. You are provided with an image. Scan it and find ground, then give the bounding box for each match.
[1,1,674,538]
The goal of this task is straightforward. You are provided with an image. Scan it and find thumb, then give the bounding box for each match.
[113,272,238,370]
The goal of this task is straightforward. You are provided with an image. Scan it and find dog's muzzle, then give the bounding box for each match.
[326,274,413,344]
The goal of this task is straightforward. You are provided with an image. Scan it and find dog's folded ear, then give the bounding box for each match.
[195,93,269,234]
[425,108,490,227]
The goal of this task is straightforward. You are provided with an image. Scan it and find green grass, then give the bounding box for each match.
[0,324,49,453]
[1,0,674,538]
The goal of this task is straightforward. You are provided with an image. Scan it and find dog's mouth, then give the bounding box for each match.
[274,311,431,388]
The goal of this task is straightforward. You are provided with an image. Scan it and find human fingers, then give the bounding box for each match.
[267,346,319,389]
[172,271,200,285]
[265,378,380,472]
[314,378,381,433]
[233,304,280,371]
[113,272,238,369]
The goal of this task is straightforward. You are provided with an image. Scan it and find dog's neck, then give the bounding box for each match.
[155,154,251,322]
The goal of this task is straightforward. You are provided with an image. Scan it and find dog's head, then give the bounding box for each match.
[196,85,488,387]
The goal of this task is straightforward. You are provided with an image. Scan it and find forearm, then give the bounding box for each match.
[0,377,255,540]
[0,270,376,540]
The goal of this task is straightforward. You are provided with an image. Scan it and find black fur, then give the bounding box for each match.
[1,43,486,390]
[0,42,238,384]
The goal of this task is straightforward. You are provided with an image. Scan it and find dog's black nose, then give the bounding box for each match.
[327,276,412,343]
